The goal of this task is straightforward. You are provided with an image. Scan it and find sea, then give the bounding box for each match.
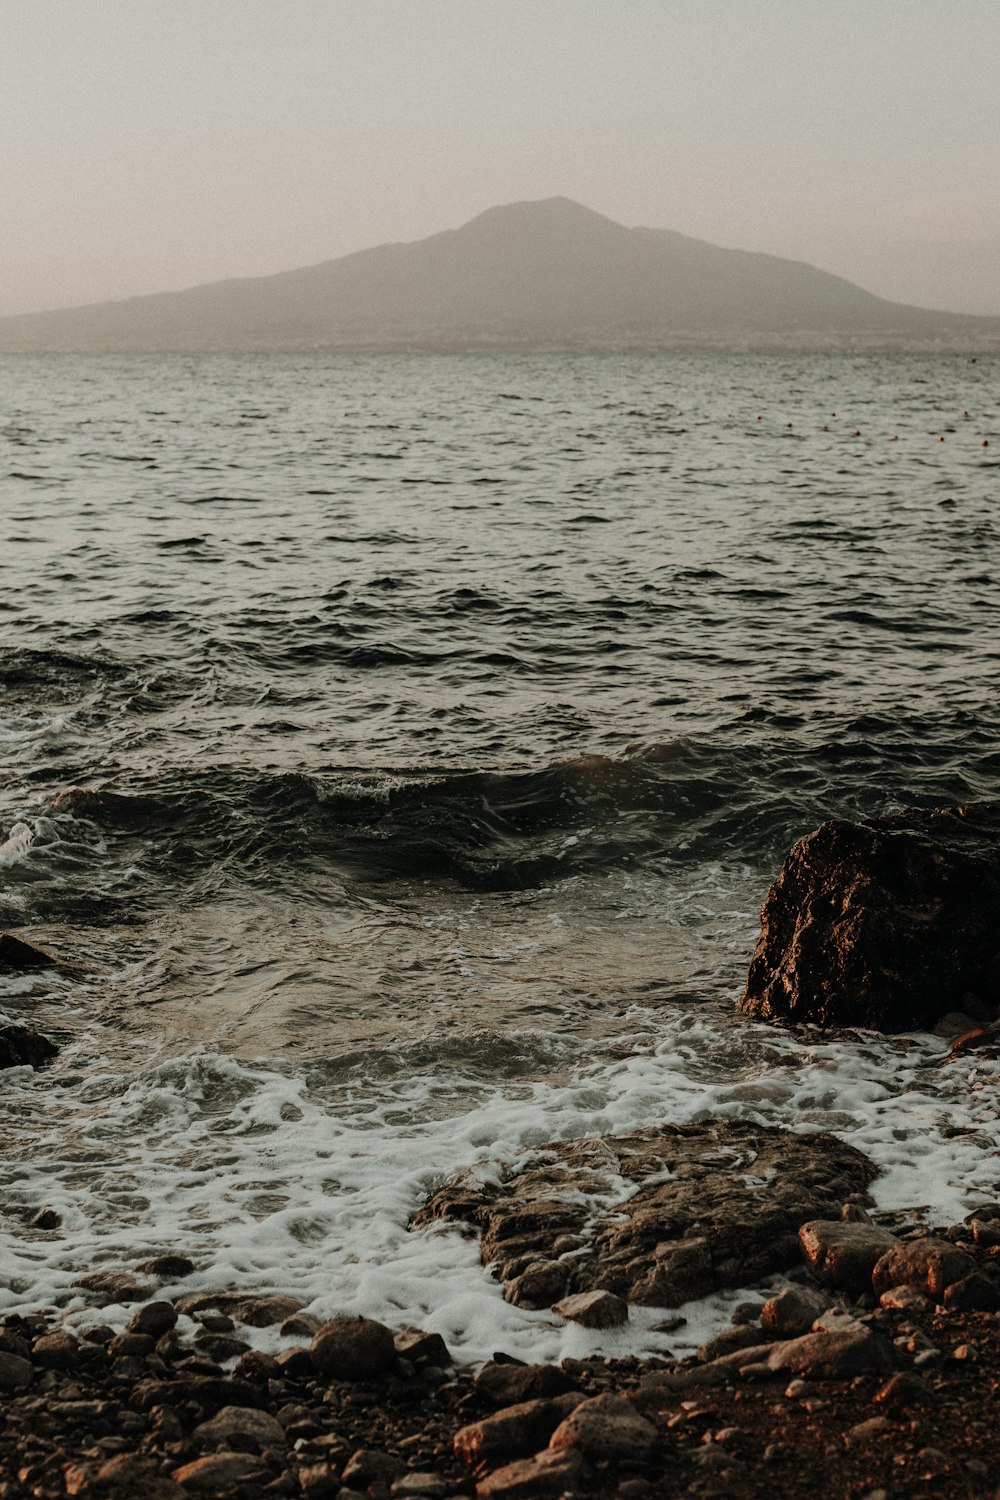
[1,352,998,1365]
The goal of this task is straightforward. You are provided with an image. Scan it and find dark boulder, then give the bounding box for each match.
[411,1120,875,1310]
[0,933,59,971]
[740,804,1000,1031]
[0,1023,58,1069]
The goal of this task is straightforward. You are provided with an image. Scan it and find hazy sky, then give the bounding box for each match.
[3,0,998,317]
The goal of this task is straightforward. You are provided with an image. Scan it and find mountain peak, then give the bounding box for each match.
[456,196,627,238]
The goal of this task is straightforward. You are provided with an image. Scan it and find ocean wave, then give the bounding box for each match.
[25,719,999,906]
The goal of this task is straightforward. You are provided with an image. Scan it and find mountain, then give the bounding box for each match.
[2,197,998,353]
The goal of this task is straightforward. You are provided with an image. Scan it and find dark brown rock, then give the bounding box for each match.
[131,1376,266,1414]
[740,804,1000,1031]
[473,1362,575,1407]
[171,1451,270,1491]
[393,1327,452,1365]
[0,932,60,969]
[127,1300,178,1338]
[872,1237,975,1299]
[341,1448,407,1489]
[29,1206,62,1230]
[31,1330,80,1370]
[71,1269,153,1305]
[942,1270,1000,1311]
[230,1294,303,1328]
[0,1349,33,1389]
[504,1260,568,1308]
[90,1453,186,1499]
[798,1220,900,1292]
[475,1447,592,1498]
[411,1120,875,1310]
[0,1022,58,1069]
[548,1393,656,1461]
[551,1289,628,1328]
[696,1325,771,1362]
[766,1319,896,1379]
[193,1403,286,1450]
[759,1285,833,1337]
[309,1315,396,1380]
[135,1254,196,1280]
[454,1399,563,1467]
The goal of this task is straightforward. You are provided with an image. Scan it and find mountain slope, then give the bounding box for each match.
[2,197,997,352]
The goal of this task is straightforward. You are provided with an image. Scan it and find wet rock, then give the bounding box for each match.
[872,1236,975,1299]
[393,1327,452,1365]
[696,1324,771,1362]
[760,1285,833,1337]
[454,1399,563,1466]
[72,1269,154,1305]
[474,1447,592,1498]
[473,1362,574,1407]
[296,1463,340,1498]
[878,1285,930,1312]
[309,1316,396,1380]
[412,1120,875,1309]
[132,1375,266,1414]
[0,932,60,969]
[341,1448,407,1489]
[392,1475,448,1498]
[136,1254,197,1280]
[798,1220,899,1293]
[942,1270,1000,1311]
[171,1451,270,1491]
[231,1294,303,1328]
[549,1392,656,1461]
[0,1349,33,1389]
[280,1312,322,1339]
[87,1453,187,1498]
[193,1404,286,1451]
[551,1289,628,1328]
[128,1301,179,1338]
[968,1215,1000,1248]
[0,1022,58,1069]
[32,1329,80,1370]
[740,804,1000,1030]
[766,1321,895,1379]
[29,1206,62,1230]
[504,1260,568,1308]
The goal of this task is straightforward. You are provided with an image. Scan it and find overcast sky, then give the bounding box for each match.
[3,0,998,317]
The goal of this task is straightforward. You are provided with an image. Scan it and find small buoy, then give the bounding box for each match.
[831,412,836,417]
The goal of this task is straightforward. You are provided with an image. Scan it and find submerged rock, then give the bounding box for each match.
[740,804,1000,1031]
[0,1023,58,1069]
[0,932,60,970]
[411,1120,875,1310]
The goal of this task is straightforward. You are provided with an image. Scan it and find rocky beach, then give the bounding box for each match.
[4,798,1000,1496]
[2,352,999,1495]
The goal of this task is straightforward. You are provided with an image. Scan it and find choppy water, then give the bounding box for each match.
[1,353,998,1362]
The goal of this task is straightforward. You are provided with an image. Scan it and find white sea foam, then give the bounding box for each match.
[1,1011,998,1365]
[0,822,34,866]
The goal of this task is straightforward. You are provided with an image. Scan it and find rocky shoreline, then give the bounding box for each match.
[3,802,1000,1495]
[2,1197,1000,1500]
